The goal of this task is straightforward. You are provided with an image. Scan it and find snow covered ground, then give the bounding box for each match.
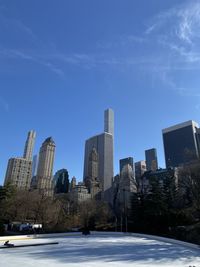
[0,233,200,267]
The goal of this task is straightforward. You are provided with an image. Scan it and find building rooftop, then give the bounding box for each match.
[162,120,199,134]
[43,137,55,145]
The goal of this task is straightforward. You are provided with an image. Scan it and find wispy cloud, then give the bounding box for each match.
[0,12,40,45]
[0,6,162,75]
[1,0,200,86]
[0,48,64,76]
[0,46,134,74]
[177,2,200,44]
[51,52,159,71]
[143,0,200,99]
[0,10,63,76]
[156,67,200,99]
[97,34,146,50]
[146,1,200,62]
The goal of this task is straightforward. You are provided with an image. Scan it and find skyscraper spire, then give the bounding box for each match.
[23,130,36,160]
[104,108,114,137]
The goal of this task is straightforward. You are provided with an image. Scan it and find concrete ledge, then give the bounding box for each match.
[0,232,82,241]
[0,236,33,242]
[131,233,200,250]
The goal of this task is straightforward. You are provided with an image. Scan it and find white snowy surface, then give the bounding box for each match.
[0,233,200,267]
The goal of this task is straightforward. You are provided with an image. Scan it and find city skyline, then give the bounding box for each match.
[1,0,200,185]
[2,115,200,187]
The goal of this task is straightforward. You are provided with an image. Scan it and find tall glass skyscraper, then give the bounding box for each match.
[135,160,146,180]
[196,128,200,155]
[104,108,114,137]
[54,169,69,194]
[23,130,36,161]
[83,109,114,202]
[145,148,158,171]
[162,120,200,168]
[119,157,134,175]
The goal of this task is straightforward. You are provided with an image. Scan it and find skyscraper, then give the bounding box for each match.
[162,120,200,168]
[23,130,36,160]
[196,128,200,155]
[104,108,114,137]
[36,137,56,196]
[4,130,35,190]
[88,147,99,181]
[54,169,69,194]
[115,164,137,224]
[119,164,137,194]
[120,157,134,175]
[135,160,146,180]
[83,109,114,202]
[4,158,32,190]
[145,148,158,171]
[70,176,76,191]
[83,133,113,200]
[32,154,38,177]
[85,147,101,199]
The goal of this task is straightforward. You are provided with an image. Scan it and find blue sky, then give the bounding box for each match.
[0,0,200,185]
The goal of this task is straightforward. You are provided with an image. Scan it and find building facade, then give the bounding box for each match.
[54,169,69,194]
[138,168,178,195]
[4,158,32,190]
[70,176,76,191]
[163,120,200,168]
[36,137,56,196]
[145,148,158,171]
[113,164,137,228]
[104,108,114,136]
[135,160,147,181]
[83,132,113,201]
[4,130,36,190]
[32,154,38,177]
[70,183,91,203]
[23,130,36,161]
[119,164,137,193]
[85,147,101,199]
[195,128,200,157]
[120,157,134,175]
[83,109,114,202]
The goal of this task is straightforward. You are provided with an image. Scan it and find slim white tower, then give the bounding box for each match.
[83,109,114,202]
[23,130,36,160]
[104,108,114,137]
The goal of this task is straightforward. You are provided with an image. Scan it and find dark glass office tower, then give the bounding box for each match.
[120,157,134,174]
[196,128,200,156]
[135,160,146,180]
[162,120,200,168]
[54,169,69,194]
[145,148,158,171]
